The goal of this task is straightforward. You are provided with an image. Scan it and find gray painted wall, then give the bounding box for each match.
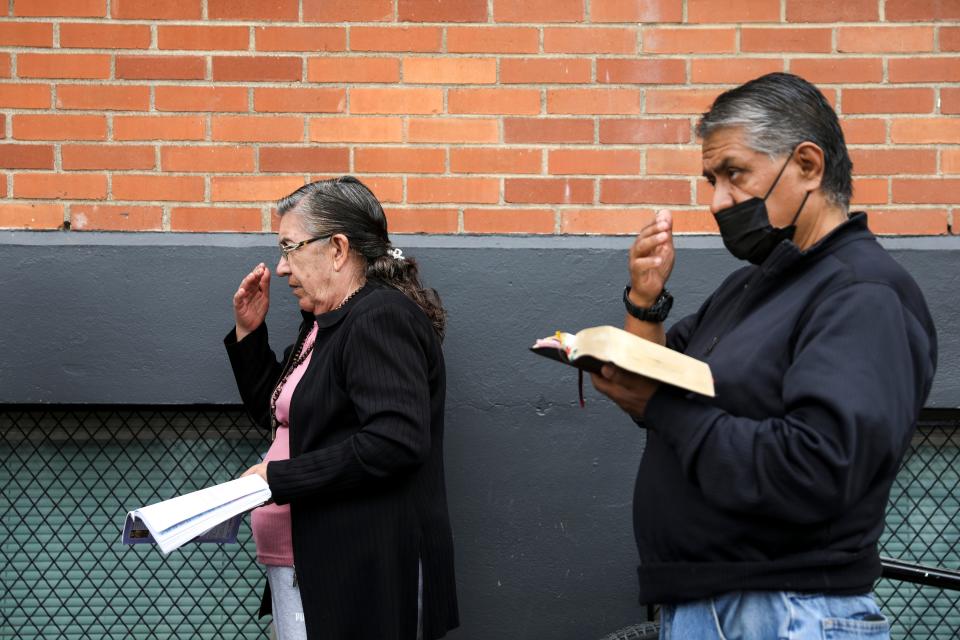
[2,231,958,639]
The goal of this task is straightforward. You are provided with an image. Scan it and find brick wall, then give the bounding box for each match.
[0,0,957,235]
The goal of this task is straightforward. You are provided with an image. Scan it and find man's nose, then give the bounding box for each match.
[710,183,735,216]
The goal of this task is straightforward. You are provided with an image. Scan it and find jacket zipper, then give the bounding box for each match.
[704,270,764,356]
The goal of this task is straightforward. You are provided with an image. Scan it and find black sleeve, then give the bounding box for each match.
[267,301,433,503]
[643,281,935,524]
[224,322,285,431]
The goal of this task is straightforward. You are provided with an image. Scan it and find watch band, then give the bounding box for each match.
[623,286,673,322]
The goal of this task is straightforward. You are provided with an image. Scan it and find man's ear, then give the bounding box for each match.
[794,141,825,192]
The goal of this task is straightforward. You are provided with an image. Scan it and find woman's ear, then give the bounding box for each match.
[794,141,825,192]
[330,233,351,271]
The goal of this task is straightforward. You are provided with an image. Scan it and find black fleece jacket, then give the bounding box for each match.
[634,213,937,604]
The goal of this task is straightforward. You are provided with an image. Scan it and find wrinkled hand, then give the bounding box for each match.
[241,462,269,484]
[591,364,660,419]
[233,263,270,341]
[629,209,675,305]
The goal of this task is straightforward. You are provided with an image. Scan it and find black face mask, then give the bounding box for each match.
[713,152,810,265]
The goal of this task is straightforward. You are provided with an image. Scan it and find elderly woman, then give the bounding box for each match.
[225,176,459,640]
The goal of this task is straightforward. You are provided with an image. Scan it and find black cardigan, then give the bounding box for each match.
[225,281,459,640]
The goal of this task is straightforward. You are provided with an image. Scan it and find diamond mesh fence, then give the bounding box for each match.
[0,406,271,639]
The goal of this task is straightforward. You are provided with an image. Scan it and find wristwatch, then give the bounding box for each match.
[623,286,673,322]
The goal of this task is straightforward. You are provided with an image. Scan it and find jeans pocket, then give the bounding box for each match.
[821,616,890,639]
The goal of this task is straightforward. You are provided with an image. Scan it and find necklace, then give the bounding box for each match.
[271,326,316,432]
[334,283,364,311]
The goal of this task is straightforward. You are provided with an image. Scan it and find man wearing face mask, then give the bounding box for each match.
[592,72,937,638]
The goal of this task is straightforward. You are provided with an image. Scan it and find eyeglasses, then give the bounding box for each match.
[278,235,330,260]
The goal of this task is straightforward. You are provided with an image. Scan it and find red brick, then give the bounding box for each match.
[600,118,690,144]
[887,0,960,21]
[159,26,250,51]
[449,88,541,115]
[116,56,206,80]
[944,149,960,174]
[111,0,201,19]
[213,56,300,82]
[308,58,399,83]
[350,88,443,114]
[309,117,403,143]
[408,118,499,143]
[208,0,297,20]
[494,0,581,22]
[13,115,106,140]
[501,58,593,84]
[742,28,832,53]
[840,118,886,144]
[550,149,640,175]
[255,27,345,53]
[14,0,105,17]
[889,58,960,83]
[355,147,446,173]
[643,27,736,54]
[259,147,349,173]
[156,86,248,113]
[451,148,542,174]
[601,179,690,205]
[786,0,878,21]
[690,0,779,22]
[646,89,721,114]
[548,88,640,115]
[113,174,205,201]
[171,207,263,232]
[545,27,638,54]
[646,148,701,175]
[0,203,64,229]
[18,54,110,79]
[15,173,107,199]
[403,58,496,84]
[943,89,960,115]
[0,22,52,46]
[213,116,304,143]
[843,89,934,115]
[692,58,784,84]
[561,208,657,234]
[790,58,883,84]
[673,209,719,233]
[504,118,594,144]
[114,116,205,141]
[463,208,554,233]
[385,208,458,233]
[865,209,949,235]
[837,27,934,53]
[61,144,155,170]
[56,85,150,111]
[304,0,393,21]
[447,27,539,54]
[161,146,255,172]
[942,27,960,52]
[398,0,485,21]
[60,23,150,49]
[591,0,682,22]
[598,59,686,84]
[254,88,346,113]
[0,144,54,169]
[71,204,162,231]
[0,53,10,78]
[892,118,960,143]
[851,178,888,205]
[351,176,403,203]
[505,178,593,204]
[850,148,937,175]
[407,177,499,204]
[893,179,960,204]
[350,27,442,53]
[0,84,51,109]
[212,175,304,202]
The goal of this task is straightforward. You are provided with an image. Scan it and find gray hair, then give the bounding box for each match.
[696,72,853,210]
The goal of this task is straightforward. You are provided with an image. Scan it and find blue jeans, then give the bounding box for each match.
[660,591,890,639]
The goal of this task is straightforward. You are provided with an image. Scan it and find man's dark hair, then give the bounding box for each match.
[697,72,853,209]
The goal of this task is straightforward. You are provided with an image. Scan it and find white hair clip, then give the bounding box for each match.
[389,247,405,261]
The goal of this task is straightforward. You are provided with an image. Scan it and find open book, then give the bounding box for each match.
[122,474,271,555]
[531,325,715,399]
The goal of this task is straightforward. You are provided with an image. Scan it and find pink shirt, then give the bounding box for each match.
[251,322,318,566]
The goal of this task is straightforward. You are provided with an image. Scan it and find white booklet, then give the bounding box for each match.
[122,474,271,555]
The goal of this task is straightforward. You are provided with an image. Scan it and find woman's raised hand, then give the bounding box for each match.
[233,263,270,341]
[628,209,676,305]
